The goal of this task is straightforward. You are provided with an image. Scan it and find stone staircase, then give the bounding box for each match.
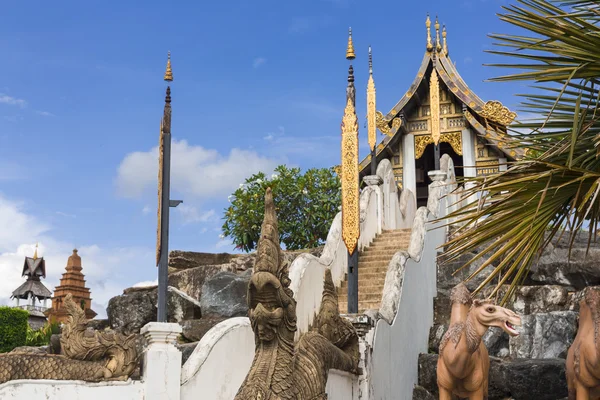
[338,229,411,314]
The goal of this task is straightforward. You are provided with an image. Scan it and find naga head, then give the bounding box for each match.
[247,188,296,344]
[471,299,521,337]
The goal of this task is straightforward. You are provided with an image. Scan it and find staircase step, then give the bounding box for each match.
[360,254,397,262]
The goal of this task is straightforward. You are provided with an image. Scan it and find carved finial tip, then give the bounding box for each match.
[163,51,173,82]
[346,27,356,60]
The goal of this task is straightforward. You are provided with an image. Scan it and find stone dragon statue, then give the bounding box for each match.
[567,287,600,399]
[0,293,139,384]
[437,283,521,400]
[235,188,359,400]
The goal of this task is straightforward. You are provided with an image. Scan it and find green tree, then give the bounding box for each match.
[222,165,341,252]
[444,0,600,303]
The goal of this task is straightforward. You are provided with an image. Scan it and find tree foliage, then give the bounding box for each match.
[443,0,600,303]
[0,307,28,353]
[222,165,341,252]
[25,322,60,347]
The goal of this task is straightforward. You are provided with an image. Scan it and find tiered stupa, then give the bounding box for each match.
[45,249,96,324]
[11,245,53,329]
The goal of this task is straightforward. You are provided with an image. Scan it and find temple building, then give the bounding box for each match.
[360,16,526,207]
[11,245,53,329]
[45,249,96,324]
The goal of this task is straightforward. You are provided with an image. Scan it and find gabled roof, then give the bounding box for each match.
[22,256,46,279]
[362,17,526,172]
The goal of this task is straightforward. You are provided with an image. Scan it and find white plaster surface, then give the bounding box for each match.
[181,317,254,400]
[142,322,183,400]
[0,380,144,400]
[402,134,416,197]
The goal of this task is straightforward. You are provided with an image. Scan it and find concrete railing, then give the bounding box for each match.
[361,154,455,400]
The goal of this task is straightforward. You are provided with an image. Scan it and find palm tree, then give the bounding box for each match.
[443,0,600,304]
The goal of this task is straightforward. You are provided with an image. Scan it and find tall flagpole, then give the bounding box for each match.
[341,28,359,314]
[157,52,182,322]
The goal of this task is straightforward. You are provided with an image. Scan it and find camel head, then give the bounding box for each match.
[471,299,521,337]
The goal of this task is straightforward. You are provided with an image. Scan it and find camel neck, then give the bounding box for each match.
[465,312,485,354]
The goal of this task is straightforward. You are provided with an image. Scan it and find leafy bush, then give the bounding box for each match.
[0,307,28,353]
[26,322,60,347]
[222,165,341,252]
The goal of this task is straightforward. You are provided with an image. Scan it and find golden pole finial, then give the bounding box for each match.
[33,242,38,260]
[435,16,442,52]
[346,27,356,60]
[367,46,376,152]
[164,51,173,82]
[426,14,433,52]
[442,25,448,56]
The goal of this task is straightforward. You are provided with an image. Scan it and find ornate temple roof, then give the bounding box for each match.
[360,16,526,173]
[12,245,52,300]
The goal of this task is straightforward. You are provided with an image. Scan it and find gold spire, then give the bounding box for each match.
[442,25,448,56]
[426,14,433,52]
[33,243,38,260]
[367,46,377,152]
[346,27,356,60]
[435,16,442,52]
[164,51,173,82]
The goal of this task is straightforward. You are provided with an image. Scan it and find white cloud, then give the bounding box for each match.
[253,57,266,69]
[56,211,76,218]
[0,94,27,108]
[36,111,55,117]
[142,205,152,215]
[176,204,216,225]
[115,139,280,200]
[288,16,332,34]
[0,194,155,319]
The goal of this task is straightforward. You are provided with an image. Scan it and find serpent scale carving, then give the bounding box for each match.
[235,187,359,399]
[0,293,139,384]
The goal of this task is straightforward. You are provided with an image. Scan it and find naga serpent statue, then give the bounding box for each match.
[567,287,600,399]
[437,283,521,400]
[235,187,359,400]
[0,293,139,384]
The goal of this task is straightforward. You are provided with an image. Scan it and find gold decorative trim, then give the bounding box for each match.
[480,100,517,126]
[376,111,401,137]
[426,15,433,52]
[341,98,360,254]
[367,67,376,151]
[414,132,463,159]
[430,69,441,145]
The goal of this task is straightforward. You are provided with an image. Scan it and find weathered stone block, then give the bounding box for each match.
[437,252,495,292]
[180,316,228,342]
[168,264,237,301]
[509,311,577,359]
[176,341,199,365]
[412,385,435,400]
[200,270,251,318]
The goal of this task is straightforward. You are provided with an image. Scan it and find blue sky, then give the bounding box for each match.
[0,0,527,316]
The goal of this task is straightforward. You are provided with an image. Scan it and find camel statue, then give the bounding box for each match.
[567,287,600,399]
[437,283,521,400]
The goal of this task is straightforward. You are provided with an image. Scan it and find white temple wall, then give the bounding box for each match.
[0,380,145,400]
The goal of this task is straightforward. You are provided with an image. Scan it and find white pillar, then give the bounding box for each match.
[499,157,508,172]
[15,298,19,307]
[461,128,477,178]
[402,134,416,198]
[141,322,182,400]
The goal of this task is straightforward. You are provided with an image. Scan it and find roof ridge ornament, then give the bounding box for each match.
[346,27,356,60]
[33,242,38,260]
[367,46,376,152]
[442,25,448,56]
[426,14,433,52]
[435,16,442,53]
[164,51,173,82]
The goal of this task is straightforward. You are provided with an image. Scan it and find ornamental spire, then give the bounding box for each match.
[426,14,433,52]
[33,243,38,260]
[435,16,442,53]
[367,46,376,152]
[442,25,448,56]
[346,27,356,60]
[164,51,173,82]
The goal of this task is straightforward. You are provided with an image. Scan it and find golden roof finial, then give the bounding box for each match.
[346,27,356,60]
[435,16,442,52]
[442,25,448,56]
[164,51,173,82]
[367,45,377,152]
[368,45,373,75]
[33,242,38,260]
[426,14,433,52]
